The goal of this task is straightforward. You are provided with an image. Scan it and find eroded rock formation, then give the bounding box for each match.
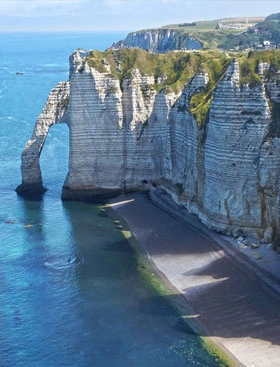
[111,29,202,52]
[16,81,70,196]
[17,49,280,247]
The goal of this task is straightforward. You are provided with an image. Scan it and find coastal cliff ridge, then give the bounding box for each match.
[16,47,280,248]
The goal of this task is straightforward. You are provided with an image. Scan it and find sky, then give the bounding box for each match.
[0,0,279,32]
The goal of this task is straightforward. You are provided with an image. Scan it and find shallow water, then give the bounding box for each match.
[0,33,222,366]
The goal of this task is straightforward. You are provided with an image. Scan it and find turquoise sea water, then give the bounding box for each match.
[0,33,221,366]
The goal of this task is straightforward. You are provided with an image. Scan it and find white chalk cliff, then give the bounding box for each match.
[16,81,69,195]
[111,29,202,52]
[16,50,280,247]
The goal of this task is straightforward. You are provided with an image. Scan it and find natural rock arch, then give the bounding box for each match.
[16,50,280,246]
[16,81,70,197]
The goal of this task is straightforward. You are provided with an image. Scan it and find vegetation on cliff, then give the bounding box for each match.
[190,50,280,125]
[238,50,280,85]
[163,19,260,51]
[86,48,230,91]
[256,13,280,44]
[113,13,280,52]
[175,14,280,51]
[86,48,231,126]
[188,55,231,126]
[86,48,280,127]
[177,14,280,51]
[87,48,200,91]
[217,15,280,51]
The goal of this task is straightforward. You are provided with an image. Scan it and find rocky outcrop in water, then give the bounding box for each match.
[111,29,202,52]
[17,49,280,247]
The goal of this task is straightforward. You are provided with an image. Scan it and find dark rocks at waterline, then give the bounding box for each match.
[16,182,47,199]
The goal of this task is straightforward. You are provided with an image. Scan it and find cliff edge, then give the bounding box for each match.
[16,48,280,248]
[111,28,202,52]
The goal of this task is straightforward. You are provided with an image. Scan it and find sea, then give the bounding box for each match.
[0,32,222,367]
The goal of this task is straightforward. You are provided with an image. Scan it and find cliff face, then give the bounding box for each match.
[201,60,275,239]
[17,49,280,247]
[60,51,178,201]
[112,29,202,52]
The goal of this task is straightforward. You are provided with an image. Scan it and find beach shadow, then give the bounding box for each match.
[178,255,280,346]
[137,284,280,347]
[137,294,196,335]
[112,193,280,349]
[104,239,134,253]
[114,195,223,256]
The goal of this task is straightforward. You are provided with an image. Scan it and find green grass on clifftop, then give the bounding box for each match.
[86,48,232,127]
[189,54,231,126]
[237,50,280,85]
[86,48,200,92]
[86,48,280,127]
[161,17,265,50]
[86,48,231,94]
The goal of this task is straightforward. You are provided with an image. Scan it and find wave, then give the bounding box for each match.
[42,63,60,67]
[44,254,84,271]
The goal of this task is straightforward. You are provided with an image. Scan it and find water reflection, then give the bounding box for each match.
[0,195,221,367]
[60,201,220,367]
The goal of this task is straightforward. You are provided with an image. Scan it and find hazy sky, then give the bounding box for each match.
[0,0,279,32]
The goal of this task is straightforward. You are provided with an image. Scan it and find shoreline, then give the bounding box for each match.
[107,197,239,367]
[108,190,280,367]
[148,189,280,295]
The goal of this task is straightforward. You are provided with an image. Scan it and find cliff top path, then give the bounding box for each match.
[109,190,280,367]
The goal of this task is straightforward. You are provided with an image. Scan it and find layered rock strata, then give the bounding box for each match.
[17,50,280,246]
[202,60,274,238]
[111,29,202,52]
[16,81,70,196]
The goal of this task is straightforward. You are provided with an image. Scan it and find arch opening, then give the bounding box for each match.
[40,123,69,196]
